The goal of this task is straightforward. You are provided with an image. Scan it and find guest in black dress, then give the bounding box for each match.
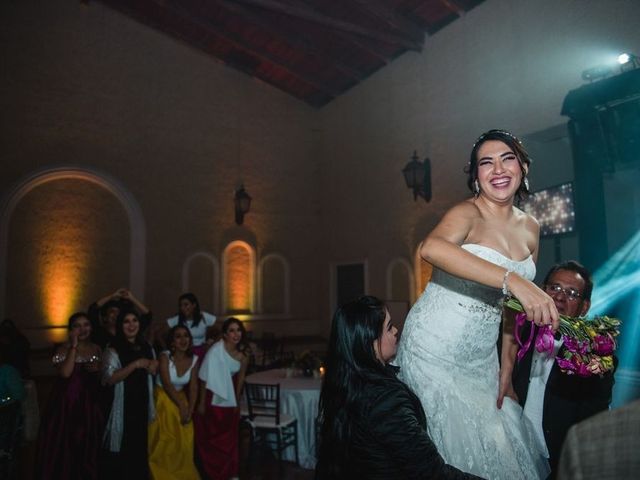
[88,288,152,349]
[102,309,157,480]
[315,296,482,480]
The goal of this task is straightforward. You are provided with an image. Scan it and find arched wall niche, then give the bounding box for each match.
[386,257,415,303]
[0,166,146,344]
[222,240,256,313]
[182,251,220,314]
[257,253,290,315]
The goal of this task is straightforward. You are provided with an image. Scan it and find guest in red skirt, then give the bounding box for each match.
[194,318,249,480]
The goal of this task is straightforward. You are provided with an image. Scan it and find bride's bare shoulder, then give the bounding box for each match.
[444,199,482,220]
[514,207,540,232]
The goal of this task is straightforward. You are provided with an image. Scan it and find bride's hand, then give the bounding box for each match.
[497,374,518,409]
[507,273,559,331]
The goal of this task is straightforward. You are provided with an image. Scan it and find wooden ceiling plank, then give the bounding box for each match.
[346,0,425,47]
[215,0,366,82]
[295,0,393,64]
[439,0,465,17]
[228,0,422,50]
[159,0,339,97]
[342,35,391,64]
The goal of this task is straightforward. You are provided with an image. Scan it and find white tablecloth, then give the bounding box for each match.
[245,368,321,469]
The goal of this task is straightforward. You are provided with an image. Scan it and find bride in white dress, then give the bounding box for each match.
[396,130,559,479]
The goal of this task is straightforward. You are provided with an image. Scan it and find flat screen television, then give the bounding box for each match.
[520,182,576,236]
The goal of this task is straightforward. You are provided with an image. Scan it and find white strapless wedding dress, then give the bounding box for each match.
[396,244,550,480]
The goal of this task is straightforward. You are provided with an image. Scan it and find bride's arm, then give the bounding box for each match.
[420,203,558,328]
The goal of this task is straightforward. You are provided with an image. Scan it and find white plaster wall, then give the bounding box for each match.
[317,0,640,327]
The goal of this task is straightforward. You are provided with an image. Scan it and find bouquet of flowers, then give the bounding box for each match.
[505,297,620,377]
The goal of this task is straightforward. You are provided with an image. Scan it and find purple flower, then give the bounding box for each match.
[556,358,576,374]
[557,354,593,377]
[593,335,615,356]
[574,360,591,377]
[535,326,554,355]
[563,337,590,355]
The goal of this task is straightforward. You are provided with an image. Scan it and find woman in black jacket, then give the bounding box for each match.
[316,296,482,479]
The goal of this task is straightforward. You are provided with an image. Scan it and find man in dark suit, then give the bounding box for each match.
[512,261,615,477]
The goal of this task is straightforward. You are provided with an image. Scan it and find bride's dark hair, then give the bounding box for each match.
[316,295,390,478]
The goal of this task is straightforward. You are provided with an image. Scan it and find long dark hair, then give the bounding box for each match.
[465,129,532,201]
[177,293,204,328]
[316,296,390,478]
[112,309,152,363]
[222,317,251,355]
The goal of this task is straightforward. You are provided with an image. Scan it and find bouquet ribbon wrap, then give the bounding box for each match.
[515,313,554,360]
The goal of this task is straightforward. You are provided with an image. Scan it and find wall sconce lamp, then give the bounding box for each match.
[402,151,431,202]
[234,185,252,225]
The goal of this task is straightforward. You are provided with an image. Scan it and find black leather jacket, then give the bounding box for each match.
[316,367,483,479]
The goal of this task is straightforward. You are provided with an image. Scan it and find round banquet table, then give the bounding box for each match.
[245,368,321,469]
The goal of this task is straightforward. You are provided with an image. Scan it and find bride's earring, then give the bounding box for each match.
[523,177,530,192]
[473,179,480,196]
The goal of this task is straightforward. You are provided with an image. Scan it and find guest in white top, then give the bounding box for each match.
[166,292,217,357]
[194,318,250,480]
[148,324,200,480]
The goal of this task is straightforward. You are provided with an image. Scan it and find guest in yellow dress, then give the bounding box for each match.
[148,325,200,480]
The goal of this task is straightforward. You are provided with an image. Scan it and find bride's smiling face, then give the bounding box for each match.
[476,140,527,203]
[374,310,398,364]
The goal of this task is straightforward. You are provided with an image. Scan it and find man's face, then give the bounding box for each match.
[544,269,590,317]
[103,307,119,328]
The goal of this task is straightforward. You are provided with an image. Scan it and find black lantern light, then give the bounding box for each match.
[234,185,252,225]
[402,151,431,202]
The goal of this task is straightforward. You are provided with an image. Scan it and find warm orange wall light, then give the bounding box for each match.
[40,243,87,344]
[33,185,97,344]
[223,241,255,312]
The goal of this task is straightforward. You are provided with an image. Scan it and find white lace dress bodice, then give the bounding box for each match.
[396,244,550,479]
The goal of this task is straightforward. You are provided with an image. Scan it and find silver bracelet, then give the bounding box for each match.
[502,270,512,296]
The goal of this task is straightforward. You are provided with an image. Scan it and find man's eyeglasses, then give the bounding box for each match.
[544,284,583,302]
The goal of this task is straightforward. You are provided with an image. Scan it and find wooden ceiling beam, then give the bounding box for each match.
[214,0,366,82]
[346,0,425,48]
[159,0,340,97]
[228,0,422,51]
